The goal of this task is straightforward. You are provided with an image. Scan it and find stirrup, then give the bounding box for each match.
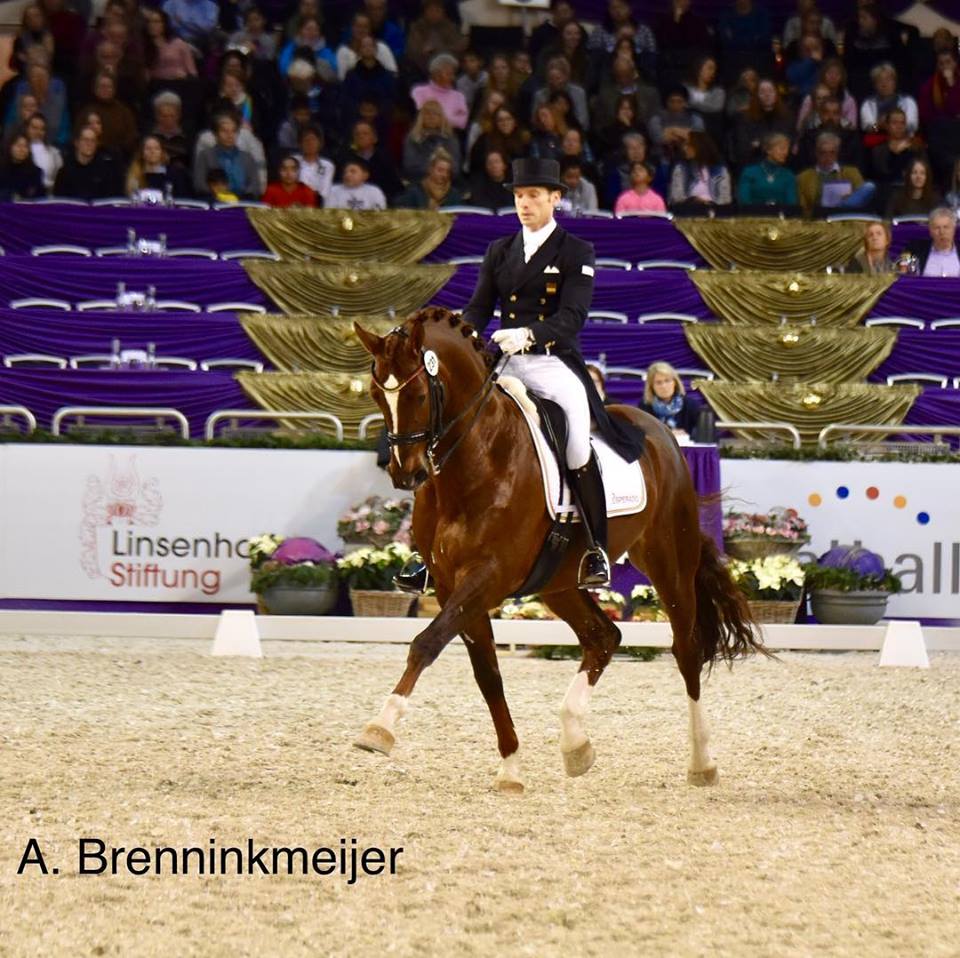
[578,547,611,588]
[394,559,430,595]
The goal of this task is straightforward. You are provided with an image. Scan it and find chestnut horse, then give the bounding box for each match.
[353,307,763,792]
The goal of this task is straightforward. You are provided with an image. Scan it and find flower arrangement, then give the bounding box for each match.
[590,588,627,621]
[804,546,901,594]
[337,496,414,548]
[724,507,810,560]
[499,595,555,620]
[728,554,805,601]
[629,584,667,621]
[247,534,339,614]
[336,542,415,592]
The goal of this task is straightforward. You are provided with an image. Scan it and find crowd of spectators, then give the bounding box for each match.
[0,0,957,218]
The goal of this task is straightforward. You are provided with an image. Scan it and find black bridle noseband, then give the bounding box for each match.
[370,326,506,477]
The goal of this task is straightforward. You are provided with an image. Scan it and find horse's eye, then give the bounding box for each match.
[417,394,427,407]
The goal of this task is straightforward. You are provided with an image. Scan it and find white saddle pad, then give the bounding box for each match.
[499,377,647,521]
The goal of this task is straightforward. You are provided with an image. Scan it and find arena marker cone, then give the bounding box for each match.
[879,620,929,668]
[211,610,262,658]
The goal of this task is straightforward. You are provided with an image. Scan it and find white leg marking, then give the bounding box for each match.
[383,374,401,465]
[375,693,408,734]
[687,696,715,773]
[559,671,593,752]
[495,748,523,788]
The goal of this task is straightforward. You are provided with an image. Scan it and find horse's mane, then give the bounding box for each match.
[406,306,494,370]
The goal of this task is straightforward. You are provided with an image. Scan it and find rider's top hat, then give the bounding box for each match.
[505,157,567,194]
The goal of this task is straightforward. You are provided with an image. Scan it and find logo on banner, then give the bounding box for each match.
[79,454,163,578]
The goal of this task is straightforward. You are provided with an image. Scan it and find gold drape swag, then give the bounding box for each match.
[236,370,380,439]
[242,261,455,316]
[684,325,898,383]
[677,218,867,272]
[240,313,396,372]
[691,270,894,326]
[246,208,453,263]
[695,381,920,446]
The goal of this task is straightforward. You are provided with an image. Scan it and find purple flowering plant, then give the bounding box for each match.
[247,533,338,594]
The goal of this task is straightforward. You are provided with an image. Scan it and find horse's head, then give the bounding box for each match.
[355,308,489,491]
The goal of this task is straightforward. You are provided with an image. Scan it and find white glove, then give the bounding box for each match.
[492,327,533,355]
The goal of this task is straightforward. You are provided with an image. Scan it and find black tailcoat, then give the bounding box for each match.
[461,223,645,462]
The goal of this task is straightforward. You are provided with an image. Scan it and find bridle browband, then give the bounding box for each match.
[370,325,506,477]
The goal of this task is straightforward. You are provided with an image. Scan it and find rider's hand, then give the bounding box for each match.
[492,327,533,356]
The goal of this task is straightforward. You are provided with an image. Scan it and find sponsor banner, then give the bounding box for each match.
[1,446,394,603]
[723,460,960,620]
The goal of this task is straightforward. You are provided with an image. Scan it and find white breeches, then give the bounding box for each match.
[508,354,591,469]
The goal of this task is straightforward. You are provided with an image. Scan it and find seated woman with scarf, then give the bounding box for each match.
[640,361,700,440]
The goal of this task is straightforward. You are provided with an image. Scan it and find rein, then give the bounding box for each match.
[371,328,507,477]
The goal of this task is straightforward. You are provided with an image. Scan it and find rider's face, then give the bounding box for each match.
[513,186,560,231]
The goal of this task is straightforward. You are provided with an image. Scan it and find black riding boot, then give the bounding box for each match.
[567,452,611,588]
[394,556,430,595]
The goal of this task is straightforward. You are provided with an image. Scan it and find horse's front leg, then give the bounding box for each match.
[354,565,500,757]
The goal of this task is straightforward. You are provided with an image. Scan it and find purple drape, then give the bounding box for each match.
[0,205,260,254]
[0,256,267,307]
[867,277,960,323]
[0,368,248,437]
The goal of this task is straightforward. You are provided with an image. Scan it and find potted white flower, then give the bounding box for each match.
[728,554,805,624]
[337,542,417,617]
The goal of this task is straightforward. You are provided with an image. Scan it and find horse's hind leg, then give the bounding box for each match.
[461,614,523,794]
[541,588,621,778]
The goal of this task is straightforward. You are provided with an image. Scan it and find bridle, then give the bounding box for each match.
[370,326,507,477]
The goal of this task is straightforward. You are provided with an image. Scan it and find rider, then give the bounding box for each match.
[395,156,645,592]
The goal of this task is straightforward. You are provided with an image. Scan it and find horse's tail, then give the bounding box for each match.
[693,532,770,668]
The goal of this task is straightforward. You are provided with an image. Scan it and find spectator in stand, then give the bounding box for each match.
[587,0,657,84]
[468,105,529,172]
[796,95,862,169]
[785,32,826,100]
[887,157,940,218]
[0,132,45,200]
[5,92,39,141]
[206,168,237,203]
[395,148,463,209]
[150,91,191,169]
[729,77,794,169]
[283,0,318,40]
[79,72,137,158]
[23,112,61,189]
[843,2,906,101]
[229,7,277,62]
[684,55,725,119]
[362,0,404,62]
[905,207,960,277]
[142,8,197,82]
[484,54,513,105]
[783,0,836,47]
[653,0,714,93]
[325,156,386,210]
[193,113,260,198]
[594,93,645,162]
[845,220,895,273]
[529,103,563,161]
[531,56,588,131]
[783,7,836,63]
[641,362,699,438]
[669,130,732,208]
[11,4,55,74]
[946,159,960,211]
[54,124,123,198]
[725,66,759,119]
[335,119,402,200]
[648,85,704,161]
[796,58,857,132]
[529,0,575,68]
[603,130,659,205]
[737,132,797,207]
[40,0,86,84]
[412,53,468,130]
[336,11,397,81]
[558,154,598,213]
[292,124,334,200]
[125,134,191,198]
[402,99,461,181]
[278,15,337,78]
[343,34,398,112]
[538,20,589,88]
[456,49,486,115]
[194,101,266,191]
[405,0,466,78]
[718,0,772,82]
[860,62,917,135]
[162,0,219,51]
[465,89,506,163]
[468,148,512,211]
[614,160,666,213]
[869,107,925,188]
[286,56,343,142]
[276,94,312,151]
[262,155,318,207]
[6,52,69,147]
[217,67,257,132]
[796,130,875,216]
[919,50,960,181]
[560,126,597,184]
[592,55,661,137]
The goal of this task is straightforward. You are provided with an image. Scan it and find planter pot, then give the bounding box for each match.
[725,537,807,560]
[349,588,417,617]
[260,582,338,615]
[747,597,802,624]
[810,589,889,625]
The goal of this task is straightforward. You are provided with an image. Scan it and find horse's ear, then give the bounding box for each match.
[353,322,384,356]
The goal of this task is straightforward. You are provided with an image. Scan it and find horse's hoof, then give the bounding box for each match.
[562,740,596,778]
[494,777,525,795]
[687,765,719,787]
[354,723,395,756]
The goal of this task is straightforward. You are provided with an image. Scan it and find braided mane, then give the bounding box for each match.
[407,306,492,365]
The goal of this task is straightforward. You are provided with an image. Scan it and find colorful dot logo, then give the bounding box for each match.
[805,483,930,525]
